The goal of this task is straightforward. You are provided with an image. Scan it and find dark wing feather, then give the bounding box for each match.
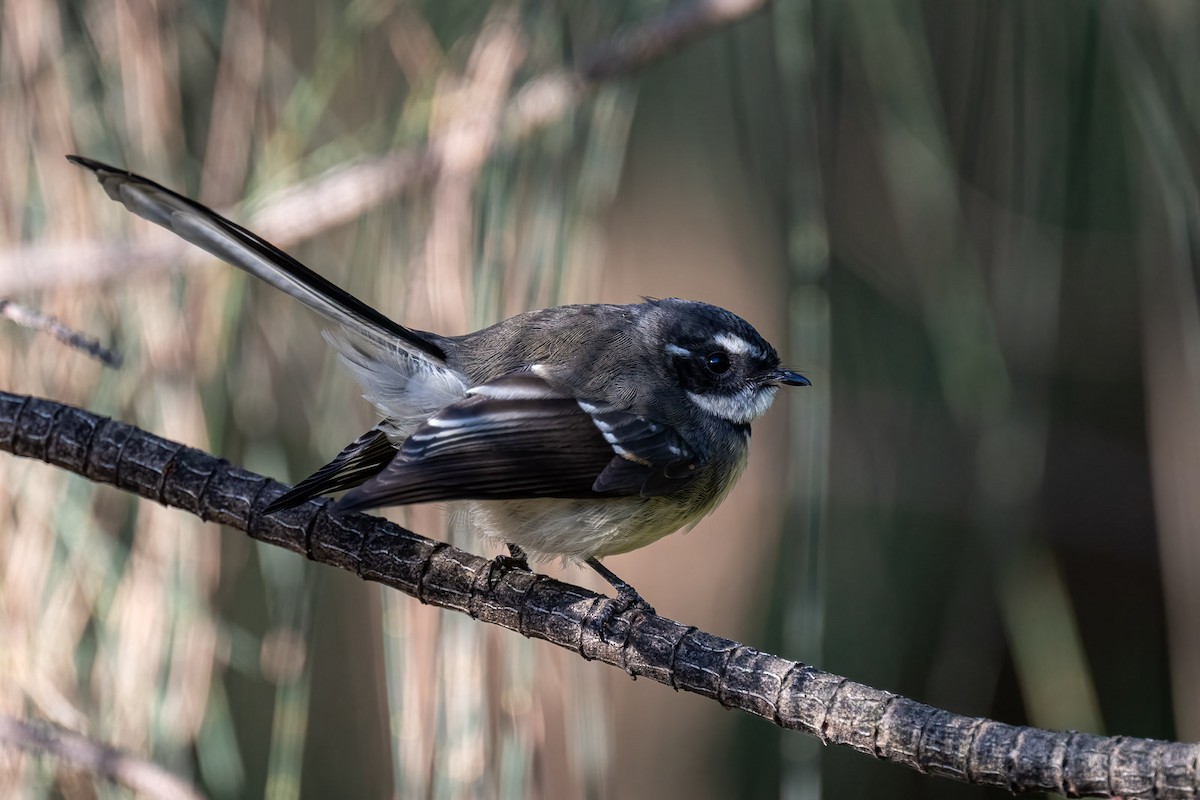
[336,373,699,512]
[264,426,398,513]
[581,402,700,494]
[67,155,445,361]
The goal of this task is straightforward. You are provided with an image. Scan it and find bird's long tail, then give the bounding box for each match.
[67,155,446,362]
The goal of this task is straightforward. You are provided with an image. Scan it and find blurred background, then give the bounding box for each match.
[1,1,1196,797]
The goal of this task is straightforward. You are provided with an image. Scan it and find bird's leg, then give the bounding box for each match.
[498,543,530,570]
[586,558,656,619]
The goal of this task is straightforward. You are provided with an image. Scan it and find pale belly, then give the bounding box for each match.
[449,496,692,561]
[446,431,744,563]
[448,449,747,562]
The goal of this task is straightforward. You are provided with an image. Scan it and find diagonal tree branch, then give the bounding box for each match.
[0,298,122,368]
[581,0,770,80]
[0,715,202,800]
[1,389,1196,799]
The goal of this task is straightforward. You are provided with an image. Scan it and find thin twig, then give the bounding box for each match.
[0,714,202,800]
[1,390,1196,799]
[0,298,122,368]
[581,0,770,79]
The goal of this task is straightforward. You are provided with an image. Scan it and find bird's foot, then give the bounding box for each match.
[586,558,656,636]
[487,544,532,590]
[608,583,656,619]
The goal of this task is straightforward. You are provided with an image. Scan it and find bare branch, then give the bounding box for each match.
[582,0,770,80]
[0,714,202,800]
[2,389,1196,799]
[0,298,122,368]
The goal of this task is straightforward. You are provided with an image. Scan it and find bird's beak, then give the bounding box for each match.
[769,368,811,387]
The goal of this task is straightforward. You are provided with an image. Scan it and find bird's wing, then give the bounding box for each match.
[263,426,398,513]
[68,155,446,361]
[336,372,700,511]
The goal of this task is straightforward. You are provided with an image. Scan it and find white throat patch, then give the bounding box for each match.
[687,385,779,424]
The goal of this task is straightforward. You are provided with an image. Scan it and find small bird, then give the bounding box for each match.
[70,155,809,612]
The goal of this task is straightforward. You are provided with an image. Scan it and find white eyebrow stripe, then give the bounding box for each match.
[665,343,691,357]
[712,332,764,359]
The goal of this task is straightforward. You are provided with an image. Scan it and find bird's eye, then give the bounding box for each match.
[705,351,731,374]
